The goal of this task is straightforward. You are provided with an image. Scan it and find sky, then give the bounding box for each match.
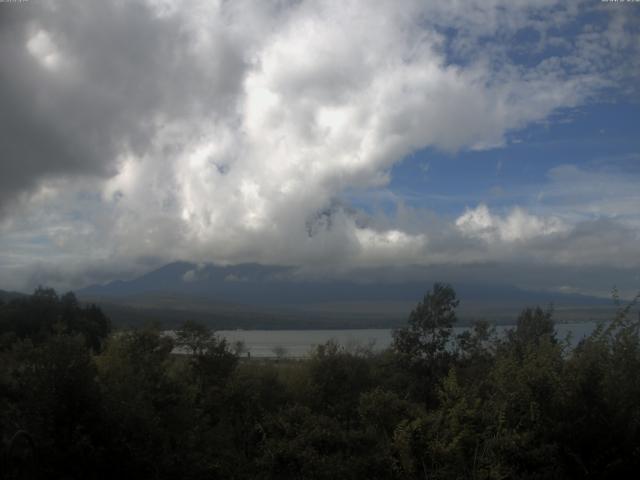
[0,0,639,297]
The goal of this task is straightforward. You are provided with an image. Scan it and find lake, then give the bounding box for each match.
[216,322,601,358]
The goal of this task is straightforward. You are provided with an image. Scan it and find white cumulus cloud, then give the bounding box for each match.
[0,0,638,292]
[456,204,567,243]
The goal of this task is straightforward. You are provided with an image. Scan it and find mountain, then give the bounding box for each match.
[0,289,27,303]
[76,262,615,329]
[79,261,293,303]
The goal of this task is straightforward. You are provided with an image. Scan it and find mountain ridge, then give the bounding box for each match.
[73,261,616,328]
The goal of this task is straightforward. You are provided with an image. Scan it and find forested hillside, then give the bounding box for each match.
[1,285,639,479]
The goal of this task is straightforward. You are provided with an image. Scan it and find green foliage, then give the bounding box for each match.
[1,285,639,479]
[0,287,110,352]
[554,291,640,477]
[7,334,103,477]
[96,328,189,477]
[306,340,373,422]
[506,306,557,355]
[393,282,458,361]
[258,405,398,480]
[175,319,238,394]
[358,387,418,439]
[392,283,459,405]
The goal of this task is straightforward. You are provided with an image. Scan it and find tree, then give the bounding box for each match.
[555,292,640,477]
[175,319,212,356]
[392,283,459,405]
[393,283,458,359]
[175,320,238,394]
[0,288,110,352]
[507,306,556,353]
[96,327,197,478]
[11,334,104,477]
[272,345,288,360]
[307,340,372,423]
[258,405,397,480]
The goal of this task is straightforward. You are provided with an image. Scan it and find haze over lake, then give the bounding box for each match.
[215,322,600,358]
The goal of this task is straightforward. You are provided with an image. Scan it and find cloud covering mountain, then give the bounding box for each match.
[0,0,638,296]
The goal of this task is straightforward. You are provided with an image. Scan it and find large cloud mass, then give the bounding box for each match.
[0,0,638,293]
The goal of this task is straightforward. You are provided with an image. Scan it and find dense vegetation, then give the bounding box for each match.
[1,284,639,479]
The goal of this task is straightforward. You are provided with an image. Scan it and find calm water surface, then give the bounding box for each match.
[216,322,599,358]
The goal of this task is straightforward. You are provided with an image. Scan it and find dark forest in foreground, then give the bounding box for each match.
[1,285,639,479]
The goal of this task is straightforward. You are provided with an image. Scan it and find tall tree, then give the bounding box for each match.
[392,283,459,405]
